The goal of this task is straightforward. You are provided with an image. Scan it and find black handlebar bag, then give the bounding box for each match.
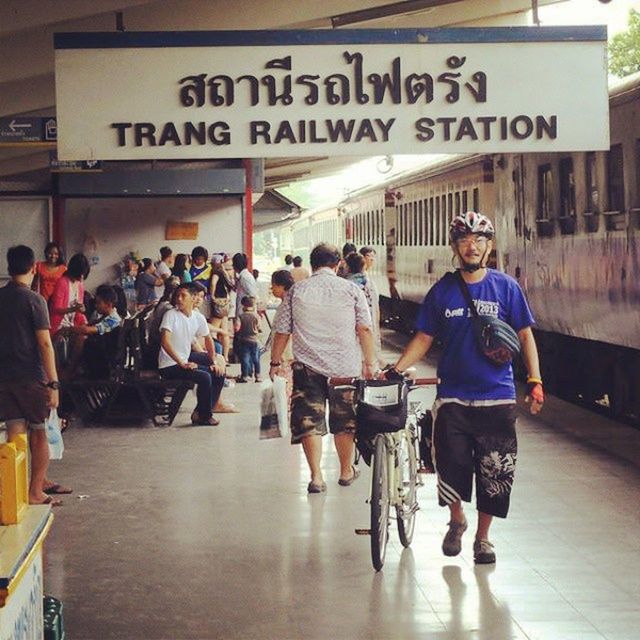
[355,380,408,465]
[453,271,521,366]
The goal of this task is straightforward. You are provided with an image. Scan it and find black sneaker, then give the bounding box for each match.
[473,539,496,564]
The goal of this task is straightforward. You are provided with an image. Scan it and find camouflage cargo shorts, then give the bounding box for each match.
[290,362,357,444]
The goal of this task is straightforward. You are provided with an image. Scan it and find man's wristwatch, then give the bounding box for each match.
[269,361,282,367]
[46,381,61,390]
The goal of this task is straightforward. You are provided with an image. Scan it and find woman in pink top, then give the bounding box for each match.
[32,242,67,302]
[49,253,90,336]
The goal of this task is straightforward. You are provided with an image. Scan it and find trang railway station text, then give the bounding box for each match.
[110,114,558,147]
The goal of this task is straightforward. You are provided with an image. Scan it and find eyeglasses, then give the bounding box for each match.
[456,236,488,248]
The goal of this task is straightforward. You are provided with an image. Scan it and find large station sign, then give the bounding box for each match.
[54,28,609,161]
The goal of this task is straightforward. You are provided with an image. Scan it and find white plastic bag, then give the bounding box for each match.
[259,380,280,435]
[272,375,289,436]
[46,409,64,460]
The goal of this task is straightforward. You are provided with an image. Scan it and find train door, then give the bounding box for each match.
[383,190,400,301]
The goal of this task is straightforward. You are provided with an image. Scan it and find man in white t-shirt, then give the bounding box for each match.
[154,246,174,300]
[158,283,225,426]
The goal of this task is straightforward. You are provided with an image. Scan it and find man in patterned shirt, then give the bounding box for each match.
[270,243,377,494]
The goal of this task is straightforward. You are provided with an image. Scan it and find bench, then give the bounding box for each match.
[63,310,194,426]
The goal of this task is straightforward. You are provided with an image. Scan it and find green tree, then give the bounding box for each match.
[609,9,640,78]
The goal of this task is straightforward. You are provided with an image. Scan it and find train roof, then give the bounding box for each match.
[610,70,640,106]
[271,72,640,230]
[343,154,483,202]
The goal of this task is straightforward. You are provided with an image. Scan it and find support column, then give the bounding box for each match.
[243,159,253,270]
[52,195,65,249]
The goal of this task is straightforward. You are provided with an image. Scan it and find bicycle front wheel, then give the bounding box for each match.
[397,429,418,547]
[370,433,390,571]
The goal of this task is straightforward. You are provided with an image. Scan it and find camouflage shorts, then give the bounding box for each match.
[290,362,357,444]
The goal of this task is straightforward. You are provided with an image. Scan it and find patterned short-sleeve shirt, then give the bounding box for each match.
[91,308,122,336]
[273,267,372,378]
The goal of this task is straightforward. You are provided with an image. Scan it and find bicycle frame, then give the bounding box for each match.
[329,375,437,571]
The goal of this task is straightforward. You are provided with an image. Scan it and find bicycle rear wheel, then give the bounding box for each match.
[397,429,418,547]
[370,433,390,571]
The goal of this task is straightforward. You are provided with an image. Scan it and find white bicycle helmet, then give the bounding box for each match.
[449,212,495,242]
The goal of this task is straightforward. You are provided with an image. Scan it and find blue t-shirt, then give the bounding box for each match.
[415,269,535,401]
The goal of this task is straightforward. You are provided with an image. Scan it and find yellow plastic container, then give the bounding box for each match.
[0,434,29,525]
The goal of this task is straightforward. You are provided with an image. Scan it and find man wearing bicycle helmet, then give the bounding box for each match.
[387,211,544,564]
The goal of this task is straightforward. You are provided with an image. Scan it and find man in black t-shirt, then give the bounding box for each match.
[0,245,62,506]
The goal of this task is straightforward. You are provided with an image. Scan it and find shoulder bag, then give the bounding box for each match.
[453,270,521,366]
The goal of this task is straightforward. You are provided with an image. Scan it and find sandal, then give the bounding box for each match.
[338,466,361,486]
[44,483,73,495]
[191,411,220,426]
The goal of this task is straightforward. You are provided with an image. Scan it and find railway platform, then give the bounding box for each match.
[40,331,640,639]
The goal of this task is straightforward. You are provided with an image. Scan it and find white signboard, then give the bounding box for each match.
[54,28,609,160]
[0,552,43,640]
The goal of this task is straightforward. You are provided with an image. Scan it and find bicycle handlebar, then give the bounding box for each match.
[329,376,439,386]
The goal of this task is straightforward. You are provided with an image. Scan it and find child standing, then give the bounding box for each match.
[236,296,261,383]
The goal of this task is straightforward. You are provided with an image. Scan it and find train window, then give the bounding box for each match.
[422,199,428,245]
[412,202,417,246]
[607,144,625,211]
[462,190,468,212]
[406,202,411,246]
[455,191,461,215]
[441,195,447,245]
[514,159,525,237]
[472,188,480,212]
[559,158,577,234]
[585,152,599,213]
[405,204,409,246]
[405,203,410,246]
[370,210,374,246]
[401,204,406,246]
[537,164,553,220]
[635,141,640,208]
[370,210,375,246]
[635,138,640,208]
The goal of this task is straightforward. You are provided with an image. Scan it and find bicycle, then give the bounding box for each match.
[329,375,437,571]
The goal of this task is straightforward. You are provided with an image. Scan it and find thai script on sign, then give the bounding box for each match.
[178,52,487,108]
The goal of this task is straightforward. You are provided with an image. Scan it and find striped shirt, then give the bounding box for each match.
[273,267,371,378]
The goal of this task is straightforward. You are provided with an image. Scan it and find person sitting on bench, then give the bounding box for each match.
[58,285,122,379]
[158,283,225,426]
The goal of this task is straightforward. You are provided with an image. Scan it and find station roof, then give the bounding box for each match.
[0,0,565,192]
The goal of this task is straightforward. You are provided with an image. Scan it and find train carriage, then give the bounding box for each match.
[262,72,640,424]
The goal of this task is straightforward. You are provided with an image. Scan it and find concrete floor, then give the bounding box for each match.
[43,337,640,639]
